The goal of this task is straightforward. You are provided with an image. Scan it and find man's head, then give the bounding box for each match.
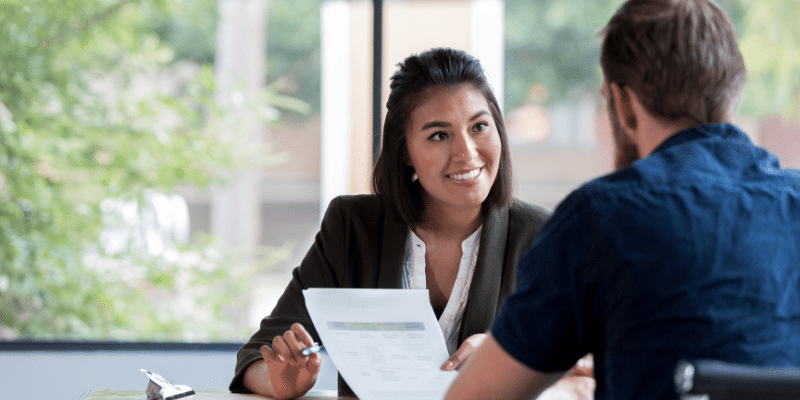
[601,0,746,124]
[600,0,746,168]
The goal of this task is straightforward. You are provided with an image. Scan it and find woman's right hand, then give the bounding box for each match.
[243,323,322,400]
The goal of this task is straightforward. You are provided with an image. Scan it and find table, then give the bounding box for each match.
[80,390,357,399]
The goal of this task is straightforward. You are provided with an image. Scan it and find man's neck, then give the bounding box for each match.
[637,115,703,158]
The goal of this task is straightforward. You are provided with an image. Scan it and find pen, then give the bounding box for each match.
[301,342,325,356]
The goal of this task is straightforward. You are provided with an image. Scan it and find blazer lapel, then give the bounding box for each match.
[460,205,509,341]
[376,212,407,288]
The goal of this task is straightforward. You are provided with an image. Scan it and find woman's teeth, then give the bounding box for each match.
[448,168,481,181]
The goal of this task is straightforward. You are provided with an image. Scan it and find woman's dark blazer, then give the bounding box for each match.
[230,194,551,393]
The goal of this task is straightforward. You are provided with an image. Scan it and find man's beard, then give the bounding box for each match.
[606,93,641,170]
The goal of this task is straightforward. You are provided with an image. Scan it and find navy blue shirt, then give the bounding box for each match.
[492,124,800,400]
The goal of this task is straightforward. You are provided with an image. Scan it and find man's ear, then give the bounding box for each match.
[609,82,638,134]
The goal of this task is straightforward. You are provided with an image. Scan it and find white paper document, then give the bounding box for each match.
[303,288,457,400]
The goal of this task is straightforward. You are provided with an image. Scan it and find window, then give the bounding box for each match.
[2,0,798,345]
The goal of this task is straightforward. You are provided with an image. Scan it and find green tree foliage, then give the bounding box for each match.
[734,0,800,117]
[0,0,291,341]
[147,0,323,118]
[147,0,218,64]
[264,0,323,118]
[143,0,800,119]
[504,0,624,110]
[504,0,800,118]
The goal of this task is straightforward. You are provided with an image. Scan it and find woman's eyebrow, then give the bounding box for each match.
[421,110,490,130]
[469,110,490,121]
[421,121,451,130]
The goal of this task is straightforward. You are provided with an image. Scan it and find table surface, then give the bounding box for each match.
[80,390,357,400]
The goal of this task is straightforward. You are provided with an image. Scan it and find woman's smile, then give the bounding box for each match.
[447,167,482,182]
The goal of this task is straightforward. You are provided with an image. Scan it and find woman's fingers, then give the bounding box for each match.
[441,353,461,371]
[270,324,320,366]
[262,340,321,400]
[260,344,283,363]
[271,335,296,363]
[441,333,487,371]
[306,352,323,374]
[282,330,305,362]
[291,323,316,347]
[569,353,594,378]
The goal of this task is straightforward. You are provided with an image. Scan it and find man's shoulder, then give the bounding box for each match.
[568,170,640,204]
[536,173,646,238]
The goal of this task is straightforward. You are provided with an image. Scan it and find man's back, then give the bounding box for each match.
[574,123,800,398]
[444,2,800,399]
[490,123,800,399]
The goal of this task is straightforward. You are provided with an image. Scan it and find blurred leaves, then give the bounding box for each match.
[504,0,800,118]
[148,0,323,118]
[0,0,292,341]
[264,0,323,118]
[504,0,624,110]
[734,0,800,117]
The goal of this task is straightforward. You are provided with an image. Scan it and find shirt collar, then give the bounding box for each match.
[650,123,752,156]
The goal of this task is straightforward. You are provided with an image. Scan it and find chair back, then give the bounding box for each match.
[674,359,800,400]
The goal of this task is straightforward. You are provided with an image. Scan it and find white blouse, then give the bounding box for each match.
[401,226,483,355]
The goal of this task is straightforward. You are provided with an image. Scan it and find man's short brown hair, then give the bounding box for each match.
[600,0,746,124]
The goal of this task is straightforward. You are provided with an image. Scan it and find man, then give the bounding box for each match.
[444,0,800,399]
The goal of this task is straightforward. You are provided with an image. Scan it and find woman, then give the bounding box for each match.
[230,48,552,399]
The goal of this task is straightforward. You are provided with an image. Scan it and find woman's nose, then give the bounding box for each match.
[451,132,478,162]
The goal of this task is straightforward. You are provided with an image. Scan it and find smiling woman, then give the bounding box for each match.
[231,48,552,400]
[405,85,504,314]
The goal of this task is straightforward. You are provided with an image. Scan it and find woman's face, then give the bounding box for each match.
[405,84,502,217]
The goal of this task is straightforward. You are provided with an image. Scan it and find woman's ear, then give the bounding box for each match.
[609,82,638,133]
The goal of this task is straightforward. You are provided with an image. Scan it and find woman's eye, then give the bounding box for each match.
[429,132,448,141]
[473,122,489,132]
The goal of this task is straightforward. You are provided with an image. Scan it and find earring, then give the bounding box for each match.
[411,172,418,182]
